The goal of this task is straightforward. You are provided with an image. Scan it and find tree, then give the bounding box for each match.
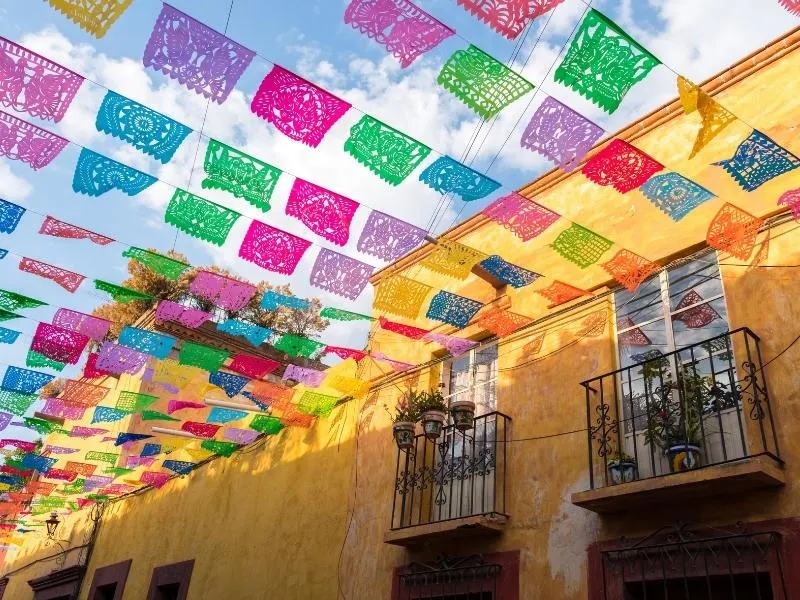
[91,249,329,339]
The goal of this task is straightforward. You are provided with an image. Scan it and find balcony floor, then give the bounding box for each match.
[384,513,508,547]
[571,454,784,514]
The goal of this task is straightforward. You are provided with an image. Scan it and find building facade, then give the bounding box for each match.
[1,25,800,600]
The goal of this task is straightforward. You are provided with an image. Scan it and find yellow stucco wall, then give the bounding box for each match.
[3,27,800,600]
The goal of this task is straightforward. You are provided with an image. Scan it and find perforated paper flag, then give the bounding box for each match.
[96,342,148,375]
[344,0,455,67]
[118,326,175,360]
[72,148,156,197]
[0,110,68,170]
[582,139,663,193]
[476,307,531,337]
[713,130,799,192]
[0,391,37,416]
[209,371,249,398]
[344,115,431,185]
[373,275,431,319]
[202,138,281,212]
[0,199,25,234]
[550,224,613,268]
[676,77,736,158]
[53,309,111,341]
[39,215,114,246]
[455,0,564,39]
[239,221,311,275]
[30,322,89,365]
[535,280,589,307]
[555,10,660,113]
[179,342,228,373]
[91,407,127,424]
[20,258,85,293]
[778,188,800,221]
[521,96,603,171]
[181,421,220,439]
[479,255,541,288]
[61,379,110,406]
[45,0,133,38]
[96,91,190,163]
[482,192,559,241]
[422,332,477,357]
[706,203,763,261]
[286,179,359,246]
[296,391,338,417]
[0,327,19,345]
[154,300,210,328]
[143,3,254,104]
[26,349,66,371]
[601,249,660,293]
[357,210,426,261]
[122,248,189,281]
[0,37,84,122]
[189,271,256,312]
[273,334,324,358]
[94,280,152,303]
[261,291,310,311]
[780,0,800,15]
[283,364,325,387]
[419,156,500,202]
[639,172,715,222]
[309,249,373,300]
[251,66,351,147]
[228,354,279,379]
[379,317,430,340]
[426,291,482,327]
[2,366,54,394]
[421,240,486,280]
[165,189,240,246]
[438,45,534,118]
[319,307,372,322]
[216,319,271,347]
[207,408,248,424]
[0,289,46,312]
[116,391,158,413]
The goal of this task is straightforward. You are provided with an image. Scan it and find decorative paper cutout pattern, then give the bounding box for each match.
[0,110,68,169]
[143,3,255,104]
[41,398,86,420]
[190,271,256,312]
[72,148,156,197]
[44,468,76,482]
[379,316,430,340]
[344,115,431,185]
[261,291,310,311]
[95,280,153,304]
[521,96,604,171]
[0,327,19,345]
[166,400,205,414]
[162,460,196,476]
[0,37,84,122]
[53,308,111,341]
[283,364,325,387]
[179,341,228,372]
[118,326,175,359]
[23,416,59,435]
[122,247,189,281]
[482,192,559,241]
[116,391,157,413]
[19,258,84,292]
[555,9,660,113]
[426,291,482,327]
[155,300,210,328]
[165,189,240,246]
[140,443,162,456]
[297,391,339,417]
[714,130,799,191]
[96,342,148,375]
[706,202,763,261]
[70,426,108,438]
[91,407,128,424]
[115,432,151,446]
[779,188,800,221]
[438,45,534,118]
[2,366,54,394]
[0,289,46,312]
[202,138,281,212]
[423,332,477,357]
[639,172,715,222]
[208,371,249,399]
[672,291,720,329]
[601,249,660,293]
[676,77,736,158]
[454,0,564,39]
[31,323,89,364]
[201,440,239,457]
[61,380,110,406]
[39,215,113,246]
[421,240,486,280]
[0,308,20,322]
[326,374,370,399]
[141,410,178,422]
[373,275,431,319]
[286,179,359,246]
[371,352,414,371]
[21,454,57,474]
[207,408,247,424]
[96,91,190,163]
[535,280,589,307]
[309,248,373,300]
[228,354,280,379]
[779,0,800,15]
[224,427,259,444]
[248,414,283,435]
[45,0,133,38]
[324,345,367,362]
[550,223,613,268]
[319,307,372,322]
[0,391,37,415]
[479,255,541,288]
[239,221,311,275]
[273,334,324,358]
[419,156,501,202]
[0,199,25,233]
[251,66,351,147]
[216,319,271,347]
[182,421,220,439]
[141,471,170,488]
[477,307,531,337]
[582,139,663,193]
[345,0,455,67]
[357,210,426,261]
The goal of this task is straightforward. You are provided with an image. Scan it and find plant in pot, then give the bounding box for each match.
[643,376,704,473]
[449,393,476,432]
[607,451,637,485]
[386,392,420,451]
[414,390,449,441]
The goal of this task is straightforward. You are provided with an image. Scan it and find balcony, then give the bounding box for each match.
[385,412,511,547]
[572,328,784,514]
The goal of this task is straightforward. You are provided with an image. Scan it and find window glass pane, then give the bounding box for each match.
[448,354,470,397]
[615,276,663,328]
[668,257,723,310]
[672,297,729,348]
[618,319,669,369]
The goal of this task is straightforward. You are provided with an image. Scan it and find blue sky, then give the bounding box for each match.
[0,0,794,391]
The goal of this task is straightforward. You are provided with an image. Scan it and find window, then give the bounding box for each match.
[443,343,498,415]
[146,560,194,600]
[87,560,131,600]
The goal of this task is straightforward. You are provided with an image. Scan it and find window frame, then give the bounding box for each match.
[441,339,499,415]
[145,559,194,600]
[87,559,132,600]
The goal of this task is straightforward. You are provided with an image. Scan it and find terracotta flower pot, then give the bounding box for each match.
[450,400,476,431]
[392,421,416,450]
[421,410,447,441]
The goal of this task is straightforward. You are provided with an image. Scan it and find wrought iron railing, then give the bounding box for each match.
[582,328,780,490]
[390,412,510,530]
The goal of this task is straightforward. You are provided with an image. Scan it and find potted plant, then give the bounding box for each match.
[415,390,449,441]
[607,451,637,484]
[387,393,420,451]
[449,395,476,431]
[643,377,704,473]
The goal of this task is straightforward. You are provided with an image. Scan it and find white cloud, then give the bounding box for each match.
[0,163,33,203]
